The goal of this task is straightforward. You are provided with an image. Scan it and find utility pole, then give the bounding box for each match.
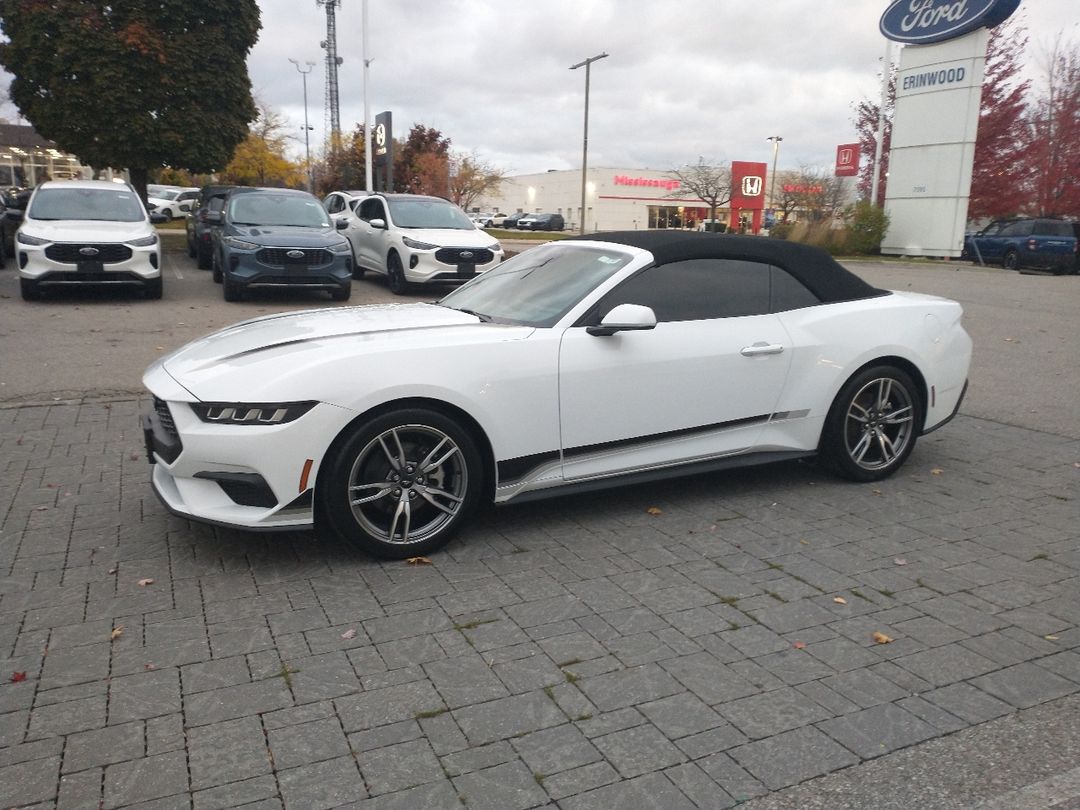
[288,58,316,192]
[766,135,783,211]
[570,52,608,235]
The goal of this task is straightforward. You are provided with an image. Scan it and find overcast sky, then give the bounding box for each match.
[3,1,1077,177]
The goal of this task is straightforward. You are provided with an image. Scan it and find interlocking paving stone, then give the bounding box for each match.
[103,750,188,809]
[452,691,566,746]
[188,716,271,790]
[729,726,859,790]
[718,687,833,739]
[817,702,938,758]
[0,754,60,807]
[451,759,550,810]
[277,755,367,809]
[970,661,1078,708]
[62,721,144,773]
[592,722,687,778]
[358,738,443,795]
[559,771,697,810]
[511,723,602,775]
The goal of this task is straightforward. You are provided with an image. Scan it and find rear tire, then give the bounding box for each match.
[20,278,41,301]
[1003,250,1019,271]
[212,251,223,283]
[319,408,484,558]
[387,252,409,295]
[820,365,922,482]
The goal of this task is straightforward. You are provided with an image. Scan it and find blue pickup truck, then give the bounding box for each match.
[963,218,1078,274]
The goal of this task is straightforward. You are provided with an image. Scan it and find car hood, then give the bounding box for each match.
[154,303,532,401]
[228,225,342,247]
[396,227,499,248]
[21,219,152,242]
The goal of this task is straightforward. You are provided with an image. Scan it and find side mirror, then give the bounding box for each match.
[587,303,658,337]
[335,219,349,230]
[149,211,168,224]
[205,211,223,225]
[369,217,387,230]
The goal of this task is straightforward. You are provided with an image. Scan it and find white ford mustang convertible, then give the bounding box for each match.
[143,232,972,557]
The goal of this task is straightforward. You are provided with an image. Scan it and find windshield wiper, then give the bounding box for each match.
[447,306,492,322]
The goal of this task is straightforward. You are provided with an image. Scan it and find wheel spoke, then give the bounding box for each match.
[377,432,404,471]
[418,437,451,472]
[387,493,411,543]
[423,444,460,473]
[883,405,913,424]
[851,431,873,463]
[876,379,894,411]
[849,401,871,421]
[875,428,898,462]
[349,481,394,505]
[416,484,463,516]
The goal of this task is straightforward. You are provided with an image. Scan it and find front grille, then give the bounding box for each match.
[255,248,331,266]
[435,247,494,265]
[153,397,178,439]
[45,243,133,263]
[246,276,337,286]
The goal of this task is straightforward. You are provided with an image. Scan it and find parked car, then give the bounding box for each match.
[323,189,368,226]
[490,212,509,227]
[16,180,162,300]
[0,188,32,267]
[142,230,971,558]
[146,187,199,220]
[469,212,495,228]
[517,213,565,231]
[208,187,353,302]
[343,194,503,294]
[186,184,234,269]
[963,217,1077,274]
[501,212,527,229]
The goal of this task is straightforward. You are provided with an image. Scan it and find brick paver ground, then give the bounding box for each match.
[0,399,1077,809]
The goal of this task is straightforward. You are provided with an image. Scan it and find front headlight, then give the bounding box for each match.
[224,236,260,251]
[490,242,502,253]
[190,401,317,425]
[328,239,352,254]
[127,233,159,247]
[17,232,49,246]
[402,236,439,251]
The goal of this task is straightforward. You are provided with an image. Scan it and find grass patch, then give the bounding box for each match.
[557,657,583,668]
[876,588,896,599]
[766,561,784,571]
[487,228,574,241]
[415,707,448,720]
[766,591,787,603]
[850,589,874,603]
[719,596,739,607]
[574,712,593,722]
[563,670,580,684]
[453,618,498,632]
[1029,553,1049,562]
[274,664,299,689]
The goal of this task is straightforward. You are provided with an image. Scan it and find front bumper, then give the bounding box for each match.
[403,246,503,285]
[225,249,352,290]
[19,242,160,285]
[142,396,356,531]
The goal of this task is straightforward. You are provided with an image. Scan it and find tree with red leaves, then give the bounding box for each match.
[1028,39,1080,217]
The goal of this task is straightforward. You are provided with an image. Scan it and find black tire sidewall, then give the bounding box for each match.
[387,253,407,294]
[320,408,484,558]
[820,365,922,482]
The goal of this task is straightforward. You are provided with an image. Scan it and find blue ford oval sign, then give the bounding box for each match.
[880,0,1021,45]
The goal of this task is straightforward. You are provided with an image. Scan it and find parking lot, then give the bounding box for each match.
[0,239,1078,809]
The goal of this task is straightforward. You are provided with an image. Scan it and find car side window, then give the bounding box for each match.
[358,198,384,222]
[325,194,343,214]
[1033,221,1071,237]
[999,220,1032,236]
[594,259,772,322]
[770,266,820,312]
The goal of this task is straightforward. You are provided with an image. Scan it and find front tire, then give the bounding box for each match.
[320,408,484,558]
[20,278,42,301]
[820,366,922,482]
[331,282,352,302]
[223,275,242,302]
[143,276,163,300]
[387,252,409,295]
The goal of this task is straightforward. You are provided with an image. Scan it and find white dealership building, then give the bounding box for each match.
[477,168,719,232]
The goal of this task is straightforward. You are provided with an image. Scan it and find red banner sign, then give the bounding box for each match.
[835,143,860,177]
[730,161,768,208]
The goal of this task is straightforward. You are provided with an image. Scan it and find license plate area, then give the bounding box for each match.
[77,260,104,274]
[456,263,476,278]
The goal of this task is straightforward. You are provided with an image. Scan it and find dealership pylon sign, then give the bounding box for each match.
[879,0,1020,258]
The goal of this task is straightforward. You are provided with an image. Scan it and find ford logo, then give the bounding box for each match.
[459,251,474,260]
[78,246,100,257]
[880,0,1019,45]
[286,250,305,259]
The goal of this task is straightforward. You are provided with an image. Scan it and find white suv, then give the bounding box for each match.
[17,180,162,301]
[345,194,503,294]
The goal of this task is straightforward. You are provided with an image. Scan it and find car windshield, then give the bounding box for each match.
[387,198,474,229]
[438,243,634,327]
[154,189,180,201]
[229,193,330,228]
[28,187,146,222]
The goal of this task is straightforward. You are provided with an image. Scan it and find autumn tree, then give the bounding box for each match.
[317,125,368,194]
[449,152,506,211]
[394,125,451,195]
[0,1,261,201]
[667,158,732,226]
[1028,37,1080,217]
[852,66,896,205]
[221,102,303,188]
[969,19,1032,219]
[777,166,851,222]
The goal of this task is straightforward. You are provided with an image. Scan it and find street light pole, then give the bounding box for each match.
[766,135,783,213]
[289,58,316,192]
[570,52,608,235]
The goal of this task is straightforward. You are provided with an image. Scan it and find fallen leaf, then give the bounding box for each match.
[871,488,882,495]
[341,628,357,640]
[1004,337,1015,342]
[129,452,140,461]
[872,631,894,644]
[833,596,848,605]
[930,468,944,475]
[405,556,433,566]
[34,506,48,511]
[646,507,663,516]
[137,578,154,587]
[110,626,124,641]
[894,558,908,566]
[10,671,27,683]
[799,539,810,545]
[1045,635,1059,641]
[144,663,156,671]
[1073,463,1080,469]
[792,640,807,650]
[108,567,118,575]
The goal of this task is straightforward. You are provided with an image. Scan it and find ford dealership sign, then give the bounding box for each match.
[880,0,1020,45]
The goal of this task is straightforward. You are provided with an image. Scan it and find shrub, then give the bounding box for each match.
[843,201,890,255]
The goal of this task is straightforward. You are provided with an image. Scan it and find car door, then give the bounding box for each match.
[354,197,389,273]
[983,220,1030,262]
[558,258,792,482]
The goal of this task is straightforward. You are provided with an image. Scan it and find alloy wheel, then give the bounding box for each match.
[842,376,915,472]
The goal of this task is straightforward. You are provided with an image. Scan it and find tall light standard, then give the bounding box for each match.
[570,52,608,235]
[766,135,783,212]
[288,58,316,192]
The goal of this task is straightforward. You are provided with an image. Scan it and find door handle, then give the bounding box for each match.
[741,342,784,356]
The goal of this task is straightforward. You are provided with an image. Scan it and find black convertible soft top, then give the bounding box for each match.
[565,230,886,304]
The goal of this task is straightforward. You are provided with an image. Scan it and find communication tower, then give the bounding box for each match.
[317,0,343,142]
